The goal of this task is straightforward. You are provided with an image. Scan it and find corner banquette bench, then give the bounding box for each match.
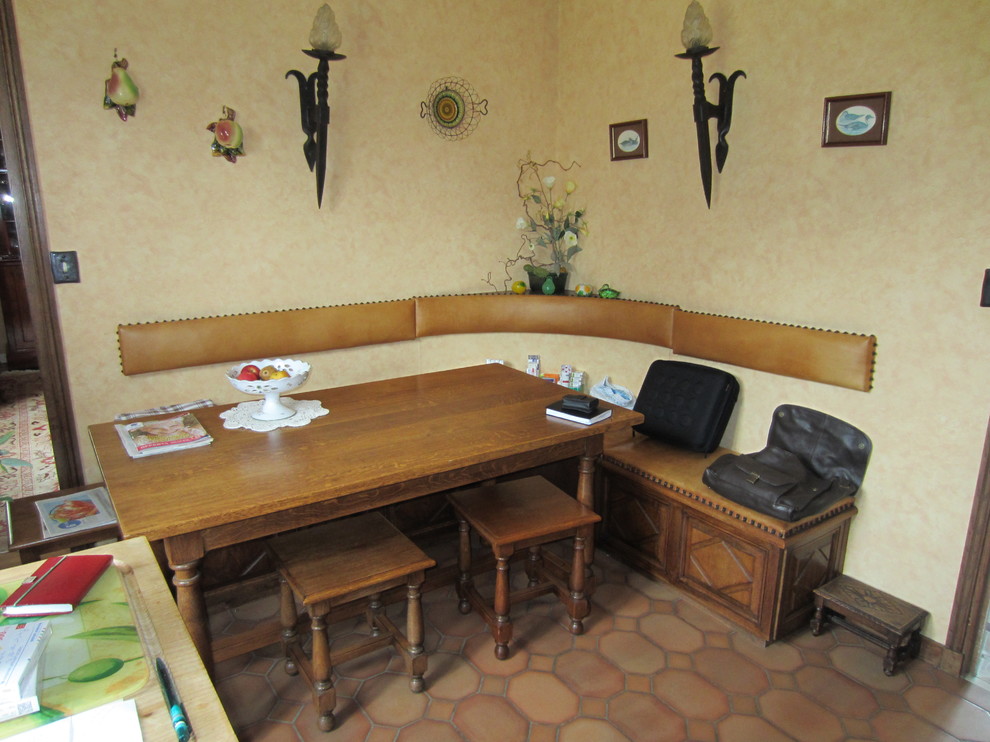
[116,293,876,642]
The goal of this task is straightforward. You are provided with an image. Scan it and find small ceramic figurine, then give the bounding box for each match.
[598,284,621,299]
[103,53,139,121]
[207,107,245,163]
[575,284,594,297]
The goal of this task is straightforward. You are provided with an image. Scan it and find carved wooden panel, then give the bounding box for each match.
[775,529,847,637]
[679,513,767,623]
[602,475,672,576]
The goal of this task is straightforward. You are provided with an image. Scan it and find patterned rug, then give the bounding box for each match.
[0,370,58,499]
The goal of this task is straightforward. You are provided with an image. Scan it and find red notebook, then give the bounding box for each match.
[1,554,113,617]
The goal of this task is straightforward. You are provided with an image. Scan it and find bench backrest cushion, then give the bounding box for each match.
[672,311,876,392]
[117,300,417,375]
[633,360,739,453]
[415,294,676,347]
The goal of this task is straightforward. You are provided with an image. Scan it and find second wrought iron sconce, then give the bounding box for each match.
[675,1,745,207]
[287,4,346,208]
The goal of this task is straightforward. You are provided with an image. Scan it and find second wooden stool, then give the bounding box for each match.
[447,475,601,660]
[266,512,436,732]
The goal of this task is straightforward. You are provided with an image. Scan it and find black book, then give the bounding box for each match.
[545,400,612,425]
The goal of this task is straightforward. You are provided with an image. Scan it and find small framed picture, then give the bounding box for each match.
[610,119,648,161]
[822,92,891,147]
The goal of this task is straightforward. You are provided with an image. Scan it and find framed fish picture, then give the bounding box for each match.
[610,119,649,161]
[822,92,891,147]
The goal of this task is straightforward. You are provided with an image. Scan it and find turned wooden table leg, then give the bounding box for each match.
[277,574,300,675]
[309,603,336,732]
[577,452,597,565]
[455,515,473,615]
[405,572,427,692]
[170,557,210,672]
[492,553,512,660]
[164,536,211,674]
[567,531,590,635]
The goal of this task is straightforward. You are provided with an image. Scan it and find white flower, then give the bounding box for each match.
[563,230,578,247]
[516,217,528,229]
[543,176,556,189]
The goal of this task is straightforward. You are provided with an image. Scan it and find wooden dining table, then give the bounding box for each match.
[89,363,643,671]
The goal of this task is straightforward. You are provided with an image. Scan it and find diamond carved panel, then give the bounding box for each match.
[606,482,671,573]
[681,516,767,620]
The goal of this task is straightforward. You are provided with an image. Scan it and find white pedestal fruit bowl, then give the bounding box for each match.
[225,358,311,421]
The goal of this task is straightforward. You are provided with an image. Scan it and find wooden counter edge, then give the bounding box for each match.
[0,537,237,741]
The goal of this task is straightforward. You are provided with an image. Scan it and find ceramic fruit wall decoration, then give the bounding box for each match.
[207,106,245,163]
[103,52,139,121]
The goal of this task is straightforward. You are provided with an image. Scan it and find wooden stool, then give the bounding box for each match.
[266,512,436,732]
[447,476,602,660]
[811,574,928,676]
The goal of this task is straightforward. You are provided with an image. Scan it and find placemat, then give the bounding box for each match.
[0,564,150,738]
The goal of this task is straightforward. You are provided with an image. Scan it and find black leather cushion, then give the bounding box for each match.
[633,360,739,453]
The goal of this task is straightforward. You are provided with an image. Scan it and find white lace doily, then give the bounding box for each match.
[220,398,329,432]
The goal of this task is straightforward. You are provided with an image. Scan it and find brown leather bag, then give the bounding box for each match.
[702,405,872,521]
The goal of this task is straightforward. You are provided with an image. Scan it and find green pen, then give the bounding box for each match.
[156,657,192,742]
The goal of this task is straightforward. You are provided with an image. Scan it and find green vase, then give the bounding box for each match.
[527,271,568,295]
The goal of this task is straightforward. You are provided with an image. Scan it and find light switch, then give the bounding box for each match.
[50,251,80,284]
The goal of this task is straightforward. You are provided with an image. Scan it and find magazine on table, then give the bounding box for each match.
[114,412,213,458]
[33,486,117,540]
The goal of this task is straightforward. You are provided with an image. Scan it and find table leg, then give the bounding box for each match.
[577,452,596,565]
[164,538,211,674]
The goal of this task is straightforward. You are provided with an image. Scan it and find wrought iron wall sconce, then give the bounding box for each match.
[675,1,745,207]
[286,4,346,208]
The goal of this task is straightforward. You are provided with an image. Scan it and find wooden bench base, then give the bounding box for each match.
[601,434,857,644]
[812,574,927,675]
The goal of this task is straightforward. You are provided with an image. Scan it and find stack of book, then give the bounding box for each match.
[0,620,51,721]
[545,394,613,425]
[114,412,213,458]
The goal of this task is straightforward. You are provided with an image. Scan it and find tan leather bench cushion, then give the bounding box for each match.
[117,300,417,375]
[672,310,876,392]
[415,294,676,347]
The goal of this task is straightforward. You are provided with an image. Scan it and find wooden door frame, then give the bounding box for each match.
[946,415,990,676]
[0,1,82,487]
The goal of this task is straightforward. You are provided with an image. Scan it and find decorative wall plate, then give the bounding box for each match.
[420,77,488,140]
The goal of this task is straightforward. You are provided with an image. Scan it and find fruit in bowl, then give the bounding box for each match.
[226,358,311,420]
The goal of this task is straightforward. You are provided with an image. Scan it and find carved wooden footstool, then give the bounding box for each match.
[811,574,927,676]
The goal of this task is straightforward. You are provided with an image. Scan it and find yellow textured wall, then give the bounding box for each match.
[11,0,990,643]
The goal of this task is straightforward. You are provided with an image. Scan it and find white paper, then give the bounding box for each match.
[8,698,142,741]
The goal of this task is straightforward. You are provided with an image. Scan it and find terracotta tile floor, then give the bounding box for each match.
[211,545,990,741]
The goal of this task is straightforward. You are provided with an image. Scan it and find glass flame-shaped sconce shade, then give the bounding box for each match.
[681,0,713,50]
[309,3,342,51]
